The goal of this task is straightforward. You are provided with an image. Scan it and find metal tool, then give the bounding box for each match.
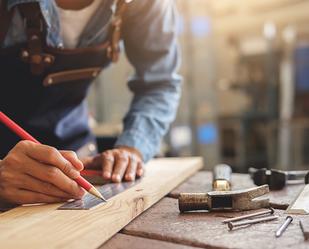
[222,208,274,224]
[212,164,232,191]
[300,219,309,240]
[305,172,309,184]
[249,167,308,190]
[178,184,269,212]
[228,215,279,230]
[58,179,140,210]
[275,216,293,237]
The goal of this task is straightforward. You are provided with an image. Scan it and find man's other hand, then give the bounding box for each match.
[82,146,144,183]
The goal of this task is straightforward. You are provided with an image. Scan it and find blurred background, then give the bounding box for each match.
[88,0,309,173]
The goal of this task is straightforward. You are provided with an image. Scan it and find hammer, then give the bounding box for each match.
[249,167,308,190]
[178,185,269,212]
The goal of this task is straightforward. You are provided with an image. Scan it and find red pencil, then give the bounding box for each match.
[0,111,106,201]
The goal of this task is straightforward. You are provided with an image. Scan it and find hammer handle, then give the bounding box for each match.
[213,164,232,191]
[178,193,209,212]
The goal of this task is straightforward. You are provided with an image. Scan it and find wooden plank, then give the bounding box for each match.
[123,197,309,249]
[99,234,203,249]
[169,171,304,209]
[0,157,203,249]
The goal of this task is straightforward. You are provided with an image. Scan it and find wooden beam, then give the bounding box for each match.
[0,157,203,249]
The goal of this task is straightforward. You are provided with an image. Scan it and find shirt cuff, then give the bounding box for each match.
[114,129,158,162]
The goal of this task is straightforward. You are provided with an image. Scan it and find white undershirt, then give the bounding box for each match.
[57,0,102,48]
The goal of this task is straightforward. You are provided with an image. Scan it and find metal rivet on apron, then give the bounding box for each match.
[47,78,53,85]
[21,50,29,59]
[92,71,99,77]
[44,57,52,64]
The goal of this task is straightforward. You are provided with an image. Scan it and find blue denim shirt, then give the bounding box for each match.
[1,0,181,162]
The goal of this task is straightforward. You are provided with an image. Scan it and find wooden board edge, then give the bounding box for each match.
[0,157,204,249]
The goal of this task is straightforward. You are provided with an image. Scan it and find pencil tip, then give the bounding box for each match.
[89,187,107,202]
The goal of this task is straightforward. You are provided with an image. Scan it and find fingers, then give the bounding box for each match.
[11,188,69,205]
[124,155,138,181]
[0,141,85,205]
[112,153,129,183]
[80,156,95,168]
[17,141,80,179]
[60,150,84,171]
[101,151,114,180]
[137,162,144,177]
[21,156,85,198]
[12,174,74,199]
[81,147,144,183]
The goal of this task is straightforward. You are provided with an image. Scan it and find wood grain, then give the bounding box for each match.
[169,171,304,209]
[123,197,309,249]
[100,234,203,249]
[0,157,203,249]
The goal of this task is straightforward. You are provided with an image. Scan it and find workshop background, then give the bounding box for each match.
[87,0,309,173]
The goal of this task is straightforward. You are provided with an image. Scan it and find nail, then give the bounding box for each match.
[137,169,143,176]
[275,216,293,238]
[126,174,134,181]
[112,174,121,182]
[76,188,86,198]
[228,215,279,230]
[223,208,275,223]
[103,172,111,179]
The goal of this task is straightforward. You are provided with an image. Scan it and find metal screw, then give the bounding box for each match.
[228,215,279,230]
[223,208,275,223]
[275,216,293,238]
[44,56,52,64]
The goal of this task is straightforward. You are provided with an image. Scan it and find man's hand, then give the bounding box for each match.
[83,146,144,183]
[0,141,86,205]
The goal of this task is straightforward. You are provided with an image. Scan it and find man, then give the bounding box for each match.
[0,0,181,204]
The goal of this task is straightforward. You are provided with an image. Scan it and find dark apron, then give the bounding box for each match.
[0,1,127,158]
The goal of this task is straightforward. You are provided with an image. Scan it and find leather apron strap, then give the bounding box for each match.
[107,0,130,62]
[18,3,55,75]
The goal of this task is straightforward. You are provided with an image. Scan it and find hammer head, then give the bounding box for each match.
[208,185,269,211]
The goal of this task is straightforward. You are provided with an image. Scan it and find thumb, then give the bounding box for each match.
[80,154,102,170]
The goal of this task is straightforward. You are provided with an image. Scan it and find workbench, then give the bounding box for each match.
[100,171,309,249]
[1,159,308,249]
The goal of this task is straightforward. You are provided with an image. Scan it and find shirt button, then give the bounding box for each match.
[88,143,96,152]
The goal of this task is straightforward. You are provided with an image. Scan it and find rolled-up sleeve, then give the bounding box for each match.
[114,0,182,162]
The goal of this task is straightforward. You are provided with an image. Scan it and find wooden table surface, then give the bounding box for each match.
[100,171,309,249]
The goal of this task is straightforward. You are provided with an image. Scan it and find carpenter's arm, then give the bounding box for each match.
[114,0,182,162]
